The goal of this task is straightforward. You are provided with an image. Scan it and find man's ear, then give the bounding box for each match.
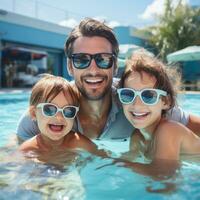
[67,59,74,77]
[29,106,37,121]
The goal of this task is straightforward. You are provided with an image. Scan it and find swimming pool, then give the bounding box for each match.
[1,91,200,200]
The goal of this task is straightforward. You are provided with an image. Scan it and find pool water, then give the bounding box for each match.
[0,92,30,146]
[1,91,200,200]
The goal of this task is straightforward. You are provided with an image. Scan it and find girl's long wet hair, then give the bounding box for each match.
[119,51,181,114]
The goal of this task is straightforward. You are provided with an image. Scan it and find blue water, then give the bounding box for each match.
[0,92,30,146]
[1,91,200,200]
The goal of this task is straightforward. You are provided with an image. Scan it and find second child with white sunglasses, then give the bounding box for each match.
[19,74,106,164]
[117,52,200,162]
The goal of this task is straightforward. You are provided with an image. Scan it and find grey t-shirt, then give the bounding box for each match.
[16,86,189,141]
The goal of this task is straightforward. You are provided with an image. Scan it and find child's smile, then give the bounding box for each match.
[35,91,75,141]
[48,123,65,133]
[130,111,150,119]
[123,71,168,132]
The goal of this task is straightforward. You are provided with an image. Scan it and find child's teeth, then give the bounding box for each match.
[133,112,147,116]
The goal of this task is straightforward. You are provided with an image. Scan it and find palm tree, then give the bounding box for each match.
[137,0,200,61]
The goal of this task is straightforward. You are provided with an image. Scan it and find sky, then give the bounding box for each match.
[0,0,200,28]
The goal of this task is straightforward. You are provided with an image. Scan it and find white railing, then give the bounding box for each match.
[0,0,85,25]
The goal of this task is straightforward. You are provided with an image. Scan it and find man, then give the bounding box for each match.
[16,18,200,143]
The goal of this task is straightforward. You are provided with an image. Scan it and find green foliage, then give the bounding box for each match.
[145,0,200,60]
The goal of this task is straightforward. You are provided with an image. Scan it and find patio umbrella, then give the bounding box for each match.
[167,46,200,63]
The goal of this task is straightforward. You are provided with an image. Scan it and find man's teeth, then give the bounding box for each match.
[85,78,103,83]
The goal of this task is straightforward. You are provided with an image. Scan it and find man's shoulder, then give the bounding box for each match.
[166,105,189,125]
[16,110,39,140]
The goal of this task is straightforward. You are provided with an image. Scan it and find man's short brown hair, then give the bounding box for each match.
[64,18,119,58]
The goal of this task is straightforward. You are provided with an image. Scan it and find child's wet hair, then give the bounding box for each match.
[120,52,181,113]
[30,74,79,107]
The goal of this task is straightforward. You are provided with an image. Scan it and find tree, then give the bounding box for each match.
[141,0,200,60]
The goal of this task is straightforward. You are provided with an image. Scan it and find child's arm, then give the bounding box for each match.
[153,120,200,160]
[186,114,200,137]
[178,122,200,154]
[72,133,108,157]
[118,158,180,179]
[19,136,38,152]
[121,129,144,161]
[108,121,196,179]
[97,156,180,180]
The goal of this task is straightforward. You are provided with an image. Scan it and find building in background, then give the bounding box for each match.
[0,9,147,88]
[0,9,72,88]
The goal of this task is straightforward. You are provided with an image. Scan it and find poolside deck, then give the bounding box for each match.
[0,88,31,94]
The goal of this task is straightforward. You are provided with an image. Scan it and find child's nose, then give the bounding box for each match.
[132,96,144,106]
[55,111,64,120]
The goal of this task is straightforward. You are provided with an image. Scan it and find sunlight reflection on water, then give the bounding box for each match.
[1,92,200,199]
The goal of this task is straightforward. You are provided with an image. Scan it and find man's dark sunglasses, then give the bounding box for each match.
[69,53,116,69]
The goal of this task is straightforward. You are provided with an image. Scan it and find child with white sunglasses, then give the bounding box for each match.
[19,74,106,164]
[117,52,200,163]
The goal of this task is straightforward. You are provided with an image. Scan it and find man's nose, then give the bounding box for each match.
[88,58,99,74]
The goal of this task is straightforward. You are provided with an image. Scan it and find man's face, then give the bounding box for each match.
[68,36,116,100]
